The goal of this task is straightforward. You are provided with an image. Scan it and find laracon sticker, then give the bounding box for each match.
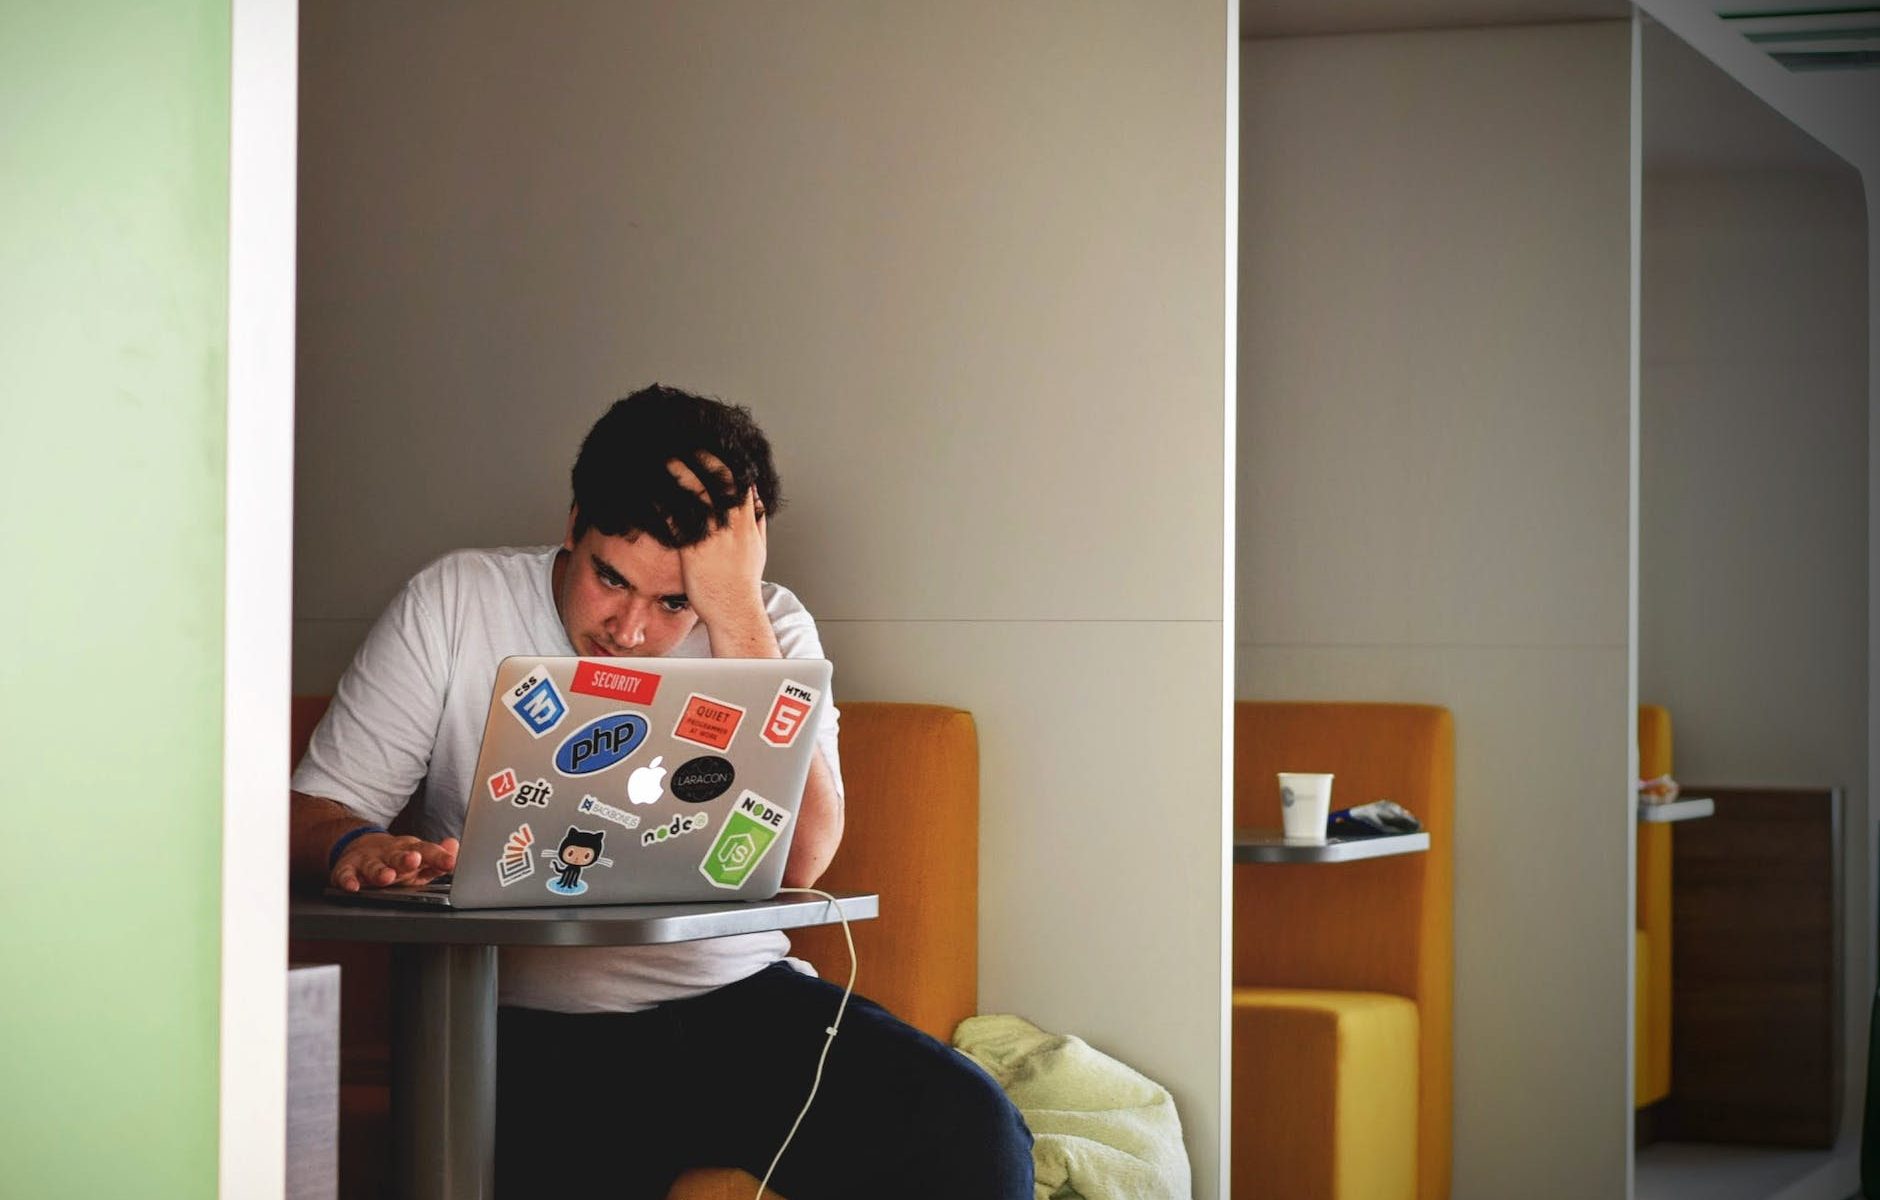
[506,665,568,738]
[640,811,710,848]
[626,756,667,806]
[498,824,535,887]
[511,777,553,808]
[761,679,820,749]
[671,756,735,804]
[577,793,642,832]
[672,693,745,752]
[553,711,650,777]
[487,768,519,803]
[542,826,613,897]
[571,661,662,706]
[699,790,793,890]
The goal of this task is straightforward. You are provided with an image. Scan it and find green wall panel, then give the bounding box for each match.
[0,1,231,1195]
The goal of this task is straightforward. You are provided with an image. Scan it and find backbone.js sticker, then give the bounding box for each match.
[699,790,793,890]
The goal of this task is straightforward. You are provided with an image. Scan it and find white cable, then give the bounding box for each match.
[754,887,857,1200]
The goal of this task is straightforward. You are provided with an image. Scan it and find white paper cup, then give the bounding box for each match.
[1278,772,1334,843]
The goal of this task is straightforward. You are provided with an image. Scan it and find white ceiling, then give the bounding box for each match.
[1240,0,1632,38]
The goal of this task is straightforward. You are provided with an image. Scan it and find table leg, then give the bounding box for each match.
[391,944,497,1200]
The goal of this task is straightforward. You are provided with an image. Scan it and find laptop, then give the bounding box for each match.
[330,655,833,909]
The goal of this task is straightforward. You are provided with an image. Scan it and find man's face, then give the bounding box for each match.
[555,513,699,657]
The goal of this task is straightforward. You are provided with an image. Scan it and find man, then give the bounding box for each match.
[289,385,1033,1198]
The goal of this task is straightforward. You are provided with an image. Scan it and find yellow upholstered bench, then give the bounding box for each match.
[1635,704,1673,1108]
[1233,702,1454,1200]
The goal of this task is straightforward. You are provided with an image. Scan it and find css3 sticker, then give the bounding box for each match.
[506,665,568,738]
[542,826,613,897]
[761,679,819,748]
[554,711,650,777]
[699,791,793,890]
[671,756,734,804]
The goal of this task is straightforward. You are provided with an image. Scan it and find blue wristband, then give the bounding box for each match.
[328,824,389,872]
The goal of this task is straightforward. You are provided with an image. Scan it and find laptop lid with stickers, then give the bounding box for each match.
[442,655,833,910]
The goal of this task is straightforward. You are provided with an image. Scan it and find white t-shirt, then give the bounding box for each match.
[291,545,844,1012]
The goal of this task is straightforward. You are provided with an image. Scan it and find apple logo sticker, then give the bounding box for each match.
[671,756,736,804]
[626,756,667,806]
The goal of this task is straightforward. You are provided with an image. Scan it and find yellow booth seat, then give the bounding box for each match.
[1234,702,1454,1200]
[1635,704,1673,1108]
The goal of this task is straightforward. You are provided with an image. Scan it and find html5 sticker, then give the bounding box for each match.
[570,661,662,706]
[672,693,745,752]
[487,767,519,803]
[761,679,820,748]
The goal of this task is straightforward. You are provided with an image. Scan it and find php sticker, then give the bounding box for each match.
[672,693,745,752]
[640,811,710,848]
[487,768,519,803]
[577,793,642,832]
[506,664,568,738]
[571,661,662,706]
[699,790,793,890]
[761,679,820,748]
[553,711,650,777]
[498,824,535,887]
[542,825,614,897]
[670,756,735,804]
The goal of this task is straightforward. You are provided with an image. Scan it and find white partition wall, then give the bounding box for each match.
[1238,23,1636,1199]
[295,2,1234,1192]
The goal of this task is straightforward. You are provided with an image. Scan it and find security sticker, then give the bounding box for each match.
[487,768,519,803]
[576,793,642,832]
[498,824,535,887]
[760,679,820,748]
[553,711,650,777]
[639,811,710,848]
[512,777,553,808]
[506,665,568,738]
[542,826,613,896]
[571,661,662,706]
[670,756,735,804]
[699,790,793,890]
[672,693,745,752]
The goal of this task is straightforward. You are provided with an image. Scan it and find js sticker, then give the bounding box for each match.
[699,790,793,890]
[506,665,568,738]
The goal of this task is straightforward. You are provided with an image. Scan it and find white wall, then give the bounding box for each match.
[295,1,1233,1191]
[1239,23,1636,1199]
[1640,164,1869,1144]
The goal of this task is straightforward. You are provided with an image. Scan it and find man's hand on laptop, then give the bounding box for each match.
[331,832,461,892]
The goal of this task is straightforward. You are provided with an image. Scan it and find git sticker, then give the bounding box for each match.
[761,679,820,748]
[487,768,519,803]
[699,790,792,890]
[506,664,568,738]
[498,824,535,887]
[672,693,745,751]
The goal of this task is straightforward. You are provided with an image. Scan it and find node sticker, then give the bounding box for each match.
[487,767,519,803]
[699,790,793,890]
[571,662,662,706]
[506,664,568,738]
[542,826,613,896]
[672,693,745,752]
[553,711,650,777]
[640,811,710,848]
[577,793,642,832]
[497,824,535,887]
[670,756,735,804]
[761,679,820,749]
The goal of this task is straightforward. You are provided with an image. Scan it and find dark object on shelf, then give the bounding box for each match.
[1326,799,1422,839]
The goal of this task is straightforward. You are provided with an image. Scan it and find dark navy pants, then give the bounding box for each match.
[495,963,1034,1199]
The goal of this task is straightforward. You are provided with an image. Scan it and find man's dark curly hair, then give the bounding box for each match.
[569,384,783,548]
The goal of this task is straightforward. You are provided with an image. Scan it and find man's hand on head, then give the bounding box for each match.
[667,452,773,646]
[331,832,460,893]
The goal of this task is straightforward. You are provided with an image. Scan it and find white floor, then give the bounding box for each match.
[1635,1142,1856,1200]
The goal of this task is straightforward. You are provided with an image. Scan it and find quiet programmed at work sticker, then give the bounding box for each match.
[671,693,745,752]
